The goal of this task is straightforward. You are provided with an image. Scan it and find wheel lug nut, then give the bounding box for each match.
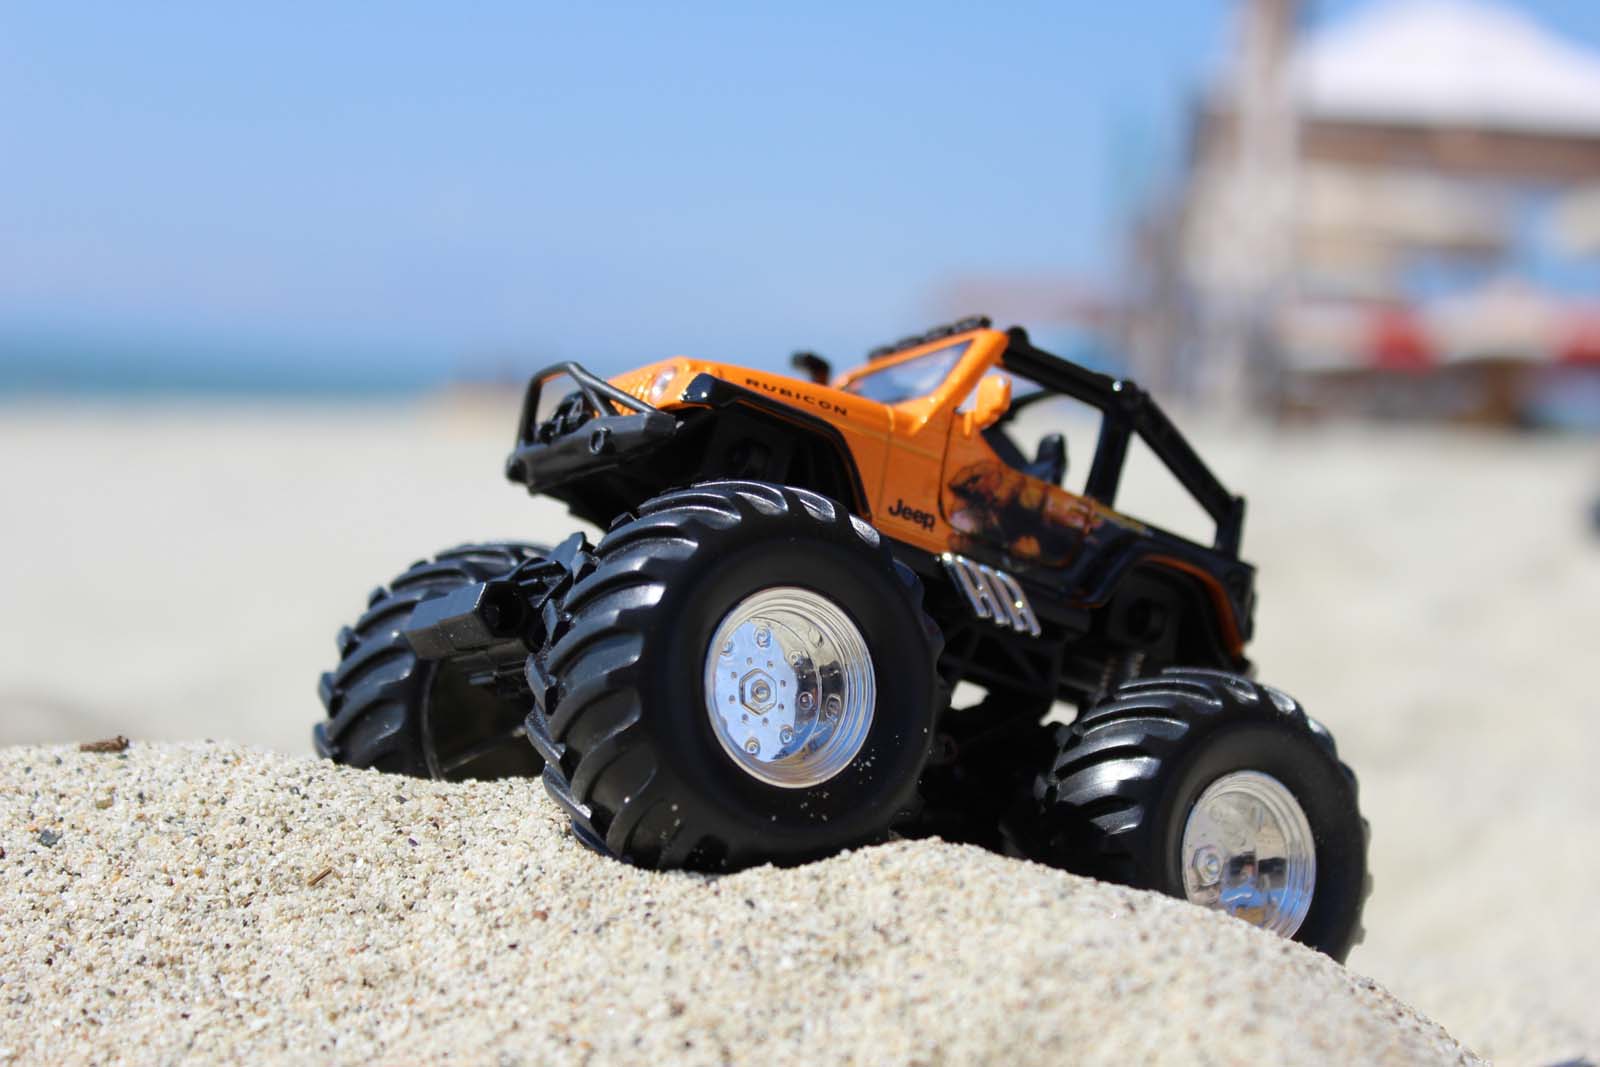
[1193,846,1222,885]
[755,627,771,648]
[798,692,813,711]
[744,738,760,756]
[779,726,794,745]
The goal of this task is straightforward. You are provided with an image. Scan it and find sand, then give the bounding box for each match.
[1,742,1479,1067]
[3,399,1599,1064]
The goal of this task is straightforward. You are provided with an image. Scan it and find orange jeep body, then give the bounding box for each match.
[505,320,1255,692]
[608,326,1126,562]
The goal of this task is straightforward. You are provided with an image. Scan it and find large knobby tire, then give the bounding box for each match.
[1030,668,1370,961]
[315,543,546,781]
[527,481,942,871]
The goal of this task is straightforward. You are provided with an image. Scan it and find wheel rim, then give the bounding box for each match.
[702,586,875,789]
[1180,770,1317,938]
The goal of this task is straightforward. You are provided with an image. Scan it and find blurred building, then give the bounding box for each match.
[1133,0,1600,427]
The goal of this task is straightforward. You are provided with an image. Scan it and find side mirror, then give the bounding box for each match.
[790,351,832,385]
[968,373,1012,431]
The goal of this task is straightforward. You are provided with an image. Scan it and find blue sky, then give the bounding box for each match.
[5,1,1600,384]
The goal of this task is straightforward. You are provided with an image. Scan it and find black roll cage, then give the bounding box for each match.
[999,327,1245,557]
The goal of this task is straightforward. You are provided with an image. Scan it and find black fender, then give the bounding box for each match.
[677,373,870,515]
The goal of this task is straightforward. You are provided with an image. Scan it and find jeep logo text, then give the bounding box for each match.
[887,498,935,531]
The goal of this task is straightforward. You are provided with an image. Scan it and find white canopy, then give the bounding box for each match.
[1294,0,1600,136]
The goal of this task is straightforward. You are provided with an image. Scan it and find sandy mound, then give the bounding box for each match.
[0,743,1477,1066]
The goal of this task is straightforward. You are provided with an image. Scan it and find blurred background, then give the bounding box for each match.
[8,0,1600,420]
[2,3,1598,1064]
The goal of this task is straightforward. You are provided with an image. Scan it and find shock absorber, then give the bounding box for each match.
[1094,649,1146,704]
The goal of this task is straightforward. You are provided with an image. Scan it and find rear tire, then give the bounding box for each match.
[315,543,547,781]
[526,481,942,870]
[1026,668,1369,960]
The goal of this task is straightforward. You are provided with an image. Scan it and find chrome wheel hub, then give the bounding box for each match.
[1180,770,1316,938]
[703,587,875,788]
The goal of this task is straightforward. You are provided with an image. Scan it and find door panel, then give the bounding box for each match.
[939,395,1103,570]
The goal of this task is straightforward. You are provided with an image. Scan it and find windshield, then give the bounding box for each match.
[841,341,970,404]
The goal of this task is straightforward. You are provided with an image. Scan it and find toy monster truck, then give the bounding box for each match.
[315,318,1370,959]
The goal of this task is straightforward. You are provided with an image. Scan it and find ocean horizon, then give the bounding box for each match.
[0,324,618,399]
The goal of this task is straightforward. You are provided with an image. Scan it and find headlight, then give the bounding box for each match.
[647,367,680,404]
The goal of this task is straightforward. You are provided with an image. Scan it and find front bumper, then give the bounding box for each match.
[504,361,680,493]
